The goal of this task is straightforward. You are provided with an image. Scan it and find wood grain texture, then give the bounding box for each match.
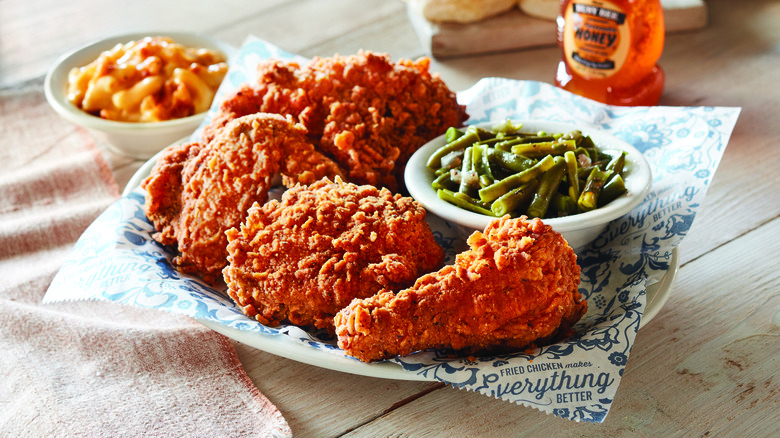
[212,0,408,55]
[233,342,442,437]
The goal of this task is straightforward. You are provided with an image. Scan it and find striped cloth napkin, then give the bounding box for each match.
[0,81,291,437]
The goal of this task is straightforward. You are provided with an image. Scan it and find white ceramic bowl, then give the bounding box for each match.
[405,120,652,250]
[44,32,236,159]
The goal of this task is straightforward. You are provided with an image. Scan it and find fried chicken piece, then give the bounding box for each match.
[223,177,445,331]
[334,216,586,362]
[142,113,345,282]
[140,140,203,247]
[203,51,468,190]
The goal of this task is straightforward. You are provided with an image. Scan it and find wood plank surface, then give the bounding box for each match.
[0,0,288,88]
[233,344,443,437]
[406,0,709,58]
[662,0,780,264]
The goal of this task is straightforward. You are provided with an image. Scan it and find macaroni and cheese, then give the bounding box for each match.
[67,36,228,122]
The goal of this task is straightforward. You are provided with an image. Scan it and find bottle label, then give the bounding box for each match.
[563,1,631,79]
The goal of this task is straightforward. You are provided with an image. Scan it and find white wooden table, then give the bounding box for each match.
[4,0,779,435]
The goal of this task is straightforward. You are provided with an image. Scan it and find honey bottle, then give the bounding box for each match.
[555,0,665,106]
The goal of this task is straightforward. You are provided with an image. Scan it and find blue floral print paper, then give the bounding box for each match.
[43,37,740,422]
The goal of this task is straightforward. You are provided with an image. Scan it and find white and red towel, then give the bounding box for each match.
[0,82,291,437]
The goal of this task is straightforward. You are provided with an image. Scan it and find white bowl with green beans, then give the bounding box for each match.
[404,120,652,250]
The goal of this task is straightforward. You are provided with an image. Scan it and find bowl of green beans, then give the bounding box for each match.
[404,120,652,250]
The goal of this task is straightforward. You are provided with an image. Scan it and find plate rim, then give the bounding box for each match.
[195,318,431,381]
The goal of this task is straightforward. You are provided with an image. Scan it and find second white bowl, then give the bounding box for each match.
[404,120,652,250]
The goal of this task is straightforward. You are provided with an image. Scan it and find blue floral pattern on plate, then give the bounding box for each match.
[43,37,740,422]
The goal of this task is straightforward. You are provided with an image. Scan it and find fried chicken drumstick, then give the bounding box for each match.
[223,177,445,331]
[142,113,344,282]
[202,51,468,190]
[334,216,586,362]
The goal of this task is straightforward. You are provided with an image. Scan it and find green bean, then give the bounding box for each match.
[428,131,476,168]
[471,144,486,175]
[605,150,627,176]
[494,140,514,152]
[598,174,627,206]
[478,155,556,203]
[527,157,567,218]
[574,147,591,161]
[564,150,580,201]
[510,139,576,158]
[492,119,524,135]
[562,130,583,143]
[432,171,458,191]
[551,193,578,216]
[427,125,492,168]
[458,146,477,197]
[494,135,557,152]
[473,137,513,147]
[472,126,496,140]
[574,144,600,164]
[432,172,449,189]
[438,189,496,216]
[494,132,519,141]
[446,127,465,143]
[593,152,614,167]
[577,167,609,212]
[472,144,495,186]
[487,148,537,172]
[577,164,596,179]
[576,133,596,149]
[491,180,538,217]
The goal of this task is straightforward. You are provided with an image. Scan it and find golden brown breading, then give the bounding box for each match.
[142,113,344,282]
[203,51,469,190]
[141,140,203,247]
[223,177,445,331]
[334,216,586,362]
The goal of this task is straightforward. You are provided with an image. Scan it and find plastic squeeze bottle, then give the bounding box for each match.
[555,0,665,106]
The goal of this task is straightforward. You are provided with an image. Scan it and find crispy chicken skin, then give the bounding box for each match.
[142,113,344,282]
[140,140,203,247]
[202,51,468,190]
[223,177,445,331]
[334,216,586,362]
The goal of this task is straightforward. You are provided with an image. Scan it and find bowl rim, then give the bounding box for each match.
[43,31,237,133]
[404,119,653,231]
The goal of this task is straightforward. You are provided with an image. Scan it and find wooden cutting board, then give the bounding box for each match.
[407,0,708,58]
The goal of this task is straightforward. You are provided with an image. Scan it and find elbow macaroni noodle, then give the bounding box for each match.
[67,36,228,122]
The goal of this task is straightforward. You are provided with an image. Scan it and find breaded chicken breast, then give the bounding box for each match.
[334,216,586,362]
[223,177,445,331]
[203,51,469,190]
[142,113,344,282]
